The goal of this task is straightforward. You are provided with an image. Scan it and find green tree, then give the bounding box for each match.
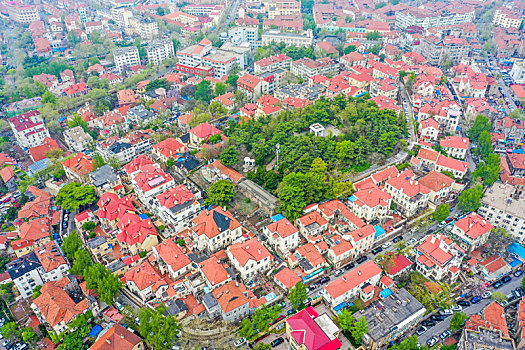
[195,80,213,103]
[468,115,491,143]
[450,312,468,331]
[21,327,36,343]
[215,82,226,96]
[337,309,355,332]
[252,305,281,333]
[255,344,272,350]
[1,322,20,341]
[33,285,42,298]
[139,305,180,350]
[41,91,56,104]
[62,231,83,259]
[82,221,97,231]
[84,264,122,304]
[457,184,484,213]
[209,101,228,118]
[226,74,239,87]
[219,146,239,166]
[491,291,507,303]
[350,317,368,345]
[365,30,381,41]
[57,183,97,211]
[239,318,257,339]
[390,336,425,350]
[485,228,514,255]
[205,180,235,207]
[68,113,89,132]
[473,153,500,186]
[70,249,93,276]
[432,203,450,222]
[522,276,525,290]
[343,45,357,55]
[289,281,308,310]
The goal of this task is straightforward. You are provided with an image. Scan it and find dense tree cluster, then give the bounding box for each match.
[226,96,407,219]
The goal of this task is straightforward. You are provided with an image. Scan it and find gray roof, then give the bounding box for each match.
[166,299,189,317]
[87,235,107,249]
[202,292,218,310]
[114,46,139,56]
[90,164,118,188]
[129,105,155,121]
[463,328,514,350]
[106,259,126,273]
[360,288,426,343]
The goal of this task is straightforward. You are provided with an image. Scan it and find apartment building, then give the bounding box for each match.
[440,136,470,159]
[146,39,175,66]
[418,35,470,66]
[494,117,525,147]
[348,186,392,222]
[510,60,525,85]
[237,73,269,100]
[97,130,153,165]
[6,1,39,24]
[394,7,474,30]
[254,54,292,74]
[113,46,141,74]
[493,7,523,29]
[227,26,259,49]
[261,29,313,47]
[8,110,50,149]
[323,261,382,308]
[227,237,273,281]
[139,18,159,39]
[478,183,525,242]
[290,57,337,79]
[416,233,463,282]
[63,126,93,152]
[150,184,201,234]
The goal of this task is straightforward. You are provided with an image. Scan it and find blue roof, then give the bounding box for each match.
[271,214,285,222]
[139,213,149,220]
[348,195,357,203]
[510,258,522,268]
[509,242,525,260]
[334,302,347,312]
[514,149,525,154]
[89,325,103,337]
[380,288,393,298]
[27,158,52,176]
[374,225,386,238]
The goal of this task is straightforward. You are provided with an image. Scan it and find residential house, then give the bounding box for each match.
[151,184,201,234]
[63,126,93,152]
[418,171,455,204]
[348,186,392,222]
[8,110,50,149]
[273,267,301,292]
[198,256,232,290]
[296,211,328,239]
[189,122,222,145]
[415,233,463,282]
[123,261,168,302]
[62,152,93,181]
[263,217,300,255]
[117,212,159,255]
[191,207,244,252]
[152,238,192,280]
[227,237,273,281]
[89,165,122,195]
[204,280,251,322]
[384,171,430,217]
[31,277,89,335]
[89,323,144,350]
[450,212,494,253]
[440,136,470,159]
[152,138,187,163]
[286,307,343,350]
[323,261,383,308]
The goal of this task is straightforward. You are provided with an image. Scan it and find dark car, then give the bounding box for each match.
[356,256,368,264]
[319,277,330,284]
[393,236,403,243]
[274,315,285,323]
[430,315,445,321]
[492,281,503,289]
[471,296,482,304]
[445,217,453,223]
[457,300,471,307]
[371,247,383,255]
[502,276,512,284]
[287,309,295,316]
[517,270,525,278]
[345,262,355,270]
[422,320,436,327]
[271,337,284,347]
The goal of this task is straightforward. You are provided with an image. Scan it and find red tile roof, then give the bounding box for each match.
[287,307,342,350]
[454,212,494,240]
[324,260,382,299]
[153,137,187,158]
[440,136,470,150]
[274,267,301,290]
[265,218,298,239]
[388,255,413,276]
[62,152,93,176]
[90,324,142,350]
[191,207,241,239]
[418,171,454,192]
[29,137,60,162]
[228,237,272,266]
[124,261,165,291]
[153,238,191,275]
[189,122,221,139]
[199,256,230,286]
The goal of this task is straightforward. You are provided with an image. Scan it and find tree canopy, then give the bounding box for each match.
[56,182,97,211]
[457,184,484,213]
[205,180,235,207]
[139,305,180,350]
[289,281,308,310]
[432,203,450,222]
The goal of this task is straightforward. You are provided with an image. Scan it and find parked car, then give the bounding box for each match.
[287,309,295,316]
[274,315,285,323]
[344,262,355,270]
[371,247,383,255]
[430,315,445,321]
[502,276,512,284]
[382,242,393,249]
[445,217,453,223]
[356,256,368,264]
[334,269,344,277]
[440,309,453,316]
[278,301,286,308]
[471,296,482,304]
[440,330,452,339]
[393,236,403,243]
[319,277,330,284]
[457,300,471,307]
[451,305,462,312]
[234,338,246,347]
[492,281,503,289]
[407,238,416,245]
[275,322,285,331]
[415,326,427,336]
[422,320,436,327]
[514,270,523,277]
[482,291,492,299]
[271,337,284,347]
[427,337,439,346]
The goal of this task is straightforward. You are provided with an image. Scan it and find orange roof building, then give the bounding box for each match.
[90,323,144,350]
[227,237,273,280]
[62,152,93,180]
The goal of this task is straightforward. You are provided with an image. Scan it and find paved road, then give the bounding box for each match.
[418,276,522,345]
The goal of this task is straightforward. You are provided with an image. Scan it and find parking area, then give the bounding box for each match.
[254,331,288,350]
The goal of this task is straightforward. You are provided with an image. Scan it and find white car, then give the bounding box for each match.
[451,305,462,312]
[381,242,393,249]
[440,309,453,316]
[482,291,492,299]
[234,338,247,347]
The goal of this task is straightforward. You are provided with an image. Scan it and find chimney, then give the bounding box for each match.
[106,339,111,344]
[258,249,261,255]
[235,281,239,287]
[358,271,362,276]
